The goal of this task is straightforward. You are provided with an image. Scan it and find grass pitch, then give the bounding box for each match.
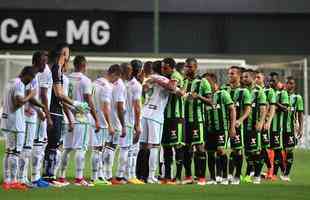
[0,141,310,200]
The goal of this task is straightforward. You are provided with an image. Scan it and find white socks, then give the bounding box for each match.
[18,149,32,183]
[117,147,129,178]
[91,150,101,181]
[102,148,115,180]
[59,149,72,178]
[54,149,62,177]
[31,145,45,182]
[128,144,139,179]
[3,153,19,183]
[149,147,159,179]
[75,149,86,179]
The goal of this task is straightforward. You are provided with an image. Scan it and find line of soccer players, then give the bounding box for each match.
[1,44,304,190]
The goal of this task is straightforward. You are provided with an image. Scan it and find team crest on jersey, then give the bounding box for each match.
[193,130,199,137]
[234,135,240,142]
[251,138,256,144]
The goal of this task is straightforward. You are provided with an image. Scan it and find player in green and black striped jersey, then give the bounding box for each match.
[182,57,212,185]
[204,73,236,184]
[161,58,186,184]
[241,69,267,184]
[255,71,276,179]
[281,76,304,181]
[268,72,289,178]
[223,66,252,184]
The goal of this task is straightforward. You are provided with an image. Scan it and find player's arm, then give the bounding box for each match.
[236,105,251,127]
[264,104,276,130]
[228,104,237,137]
[102,101,114,135]
[276,90,289,112]
[296,95,304,138]
[53,83,74,106]
[256,104,267,132]
[84,93,100,132]
[117,101,126,137]
[63,103,74,132]
[133,84,143,143]
[14,90,36,108]
[40,87,53,126]
[195,79,213,106]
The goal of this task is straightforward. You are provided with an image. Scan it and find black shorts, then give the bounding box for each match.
[185,121,205,145]
[283,132,296,149]
[261,130,270,149]
[46,114,63,149]
[230,127,244,150]
[162,118,185,146]
[270,131,283,150]
[244,129,261,152]
[205,131,227,151]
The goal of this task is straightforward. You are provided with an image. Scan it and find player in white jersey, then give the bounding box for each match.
[114,61,144,184]
[1,67,37,191]
[59,55,99,187]
[17,51,49,188]
[101,64,126,184]
[89,71,119,186]
[140,61,178,184]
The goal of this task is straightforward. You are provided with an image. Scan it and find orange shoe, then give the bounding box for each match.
[266,169,273,179]
[161,179,175,185]
[110,178,124,185]
[2,182,11,191]
[10,182,28,191]
[270,175,278,181]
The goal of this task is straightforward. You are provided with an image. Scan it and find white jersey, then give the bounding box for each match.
[62,74,72,124]
[111,78,126,131]
[1,77,26,132]
[125,77,142,127]
[142,74,170,124]
[38,64,53,110]
[92,77,113,128]
[25,74,40,123]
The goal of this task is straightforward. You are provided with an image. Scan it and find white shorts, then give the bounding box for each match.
[3,130,25,153]
[106,131,121,145]
[90,127,107,147]
[119,126,134,148]
[35,120,47,144]
[63,123,89,150]
[24,121,37,149]
[140,118,163,145]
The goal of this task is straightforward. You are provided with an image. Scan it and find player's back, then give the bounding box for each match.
[92,77,113,128]
[1,77,26,132]
[37,64,53,109]
[111,78,126,131]
[68,72,91,102]
[125,77,142,126]
[142,74,170,123]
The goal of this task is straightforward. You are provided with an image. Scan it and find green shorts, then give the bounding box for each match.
[162,118,185,146]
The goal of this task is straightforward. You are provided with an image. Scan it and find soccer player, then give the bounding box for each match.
[2,66,37,190]
[161,57,186,184]
[183,57,212,185]
[241,69,267,184]
[268,72,289,179]
[59,55,99,186]
[140,60,178,184]
[89,69,117,185]
[280,76,304,181]
[17,51,49,187]
[255,71,276,179]
[205,73,236,185]
[31,51,54,187]
[102,64,126,184]
[43,44,88,185]
[222,66,252,185]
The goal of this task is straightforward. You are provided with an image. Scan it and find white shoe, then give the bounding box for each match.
[280,175,291,182]
[253,177,261,184]
[250,172,255,177]
[206,180,217,185]
[231,178,240,185]
[221,178,229,185]
[216,176,222,184]
[228,174,233,183]
[147,177,159,184]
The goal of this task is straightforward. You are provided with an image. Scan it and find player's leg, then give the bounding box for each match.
[281,133,295,181]
[103,132,119,182]
[252,131,262,184]
[216,132,228,184]
[162,146,173,182]
[182,121,193,184]
[205,132,216,184]
[174,145,184,183]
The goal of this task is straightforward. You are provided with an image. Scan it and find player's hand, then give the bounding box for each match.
[133,128,141,144]
[235,119,242,128]
[68,122,74,132]
[229,127,236,138]
[94,120,100,133]
[28,90,36,98]
[120,126,127,138]
[297,127,303,139]
[263,121,271,131]
[108,126,115,136]
[256,121,263,132]
[37,110,46,121]
[47,117,53,128]
[25,107,34,117]
[191,92,198,99]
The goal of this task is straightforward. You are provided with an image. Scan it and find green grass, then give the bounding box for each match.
[0,140,310,200]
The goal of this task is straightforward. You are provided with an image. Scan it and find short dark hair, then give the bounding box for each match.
[20,66,36,77]
[49,43,70,64]
[120,62,131,75]
[270,72,279,77]
[229,66,242,73]
[73,55,86,68]
[204,72,217,83]
[162,57,176,68]
[286,76,295,82]
[152,60,162,74]
[185,57,197,65]
[176,62,185,71]
[130,59,143,78]
[107,64,121,76]
[32,51,47,65]
[242,68,256,77]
